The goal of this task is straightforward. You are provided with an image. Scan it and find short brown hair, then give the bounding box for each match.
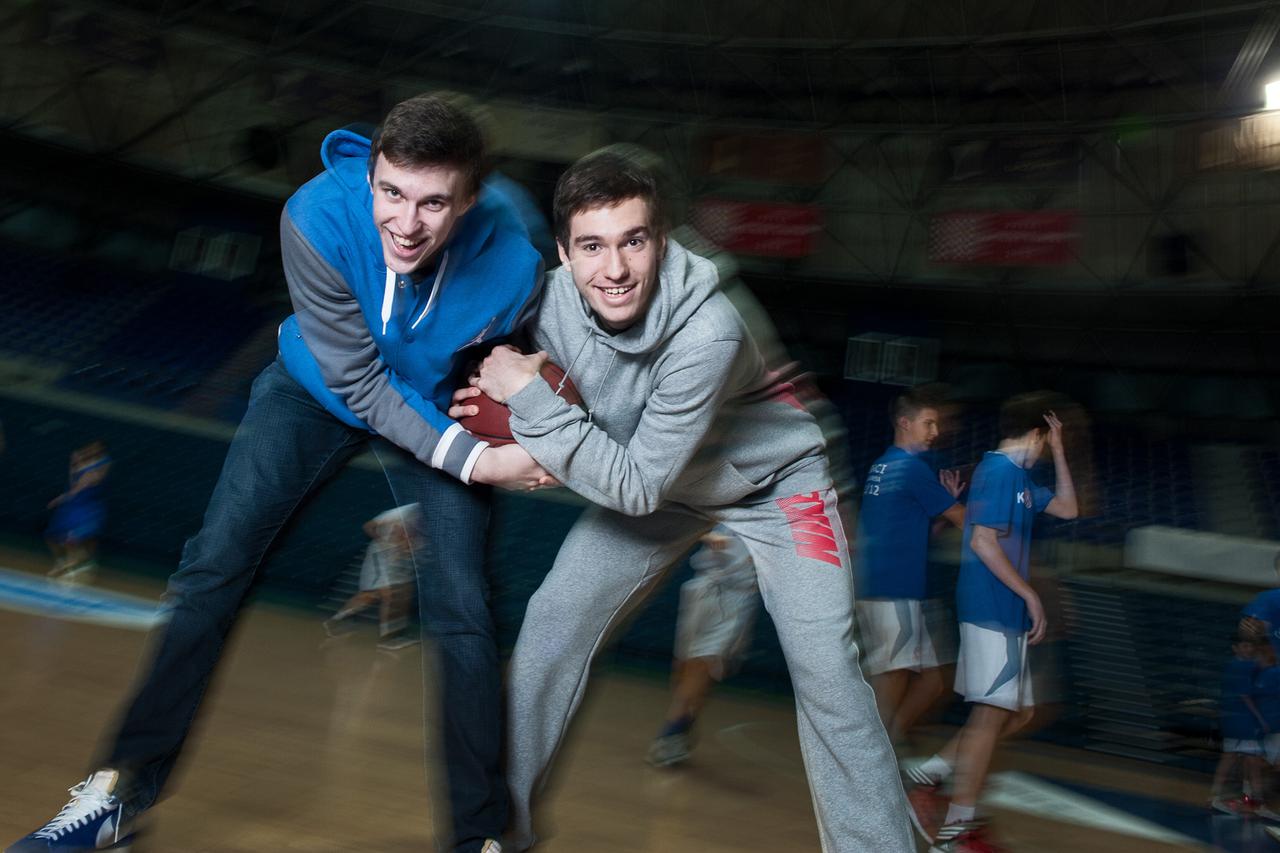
[553,144,669,248]
[368,93,485,196]
[890,384,948,429]
[999,391,1054,440]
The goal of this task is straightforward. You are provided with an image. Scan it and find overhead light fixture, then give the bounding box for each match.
[1266,80,1280,110]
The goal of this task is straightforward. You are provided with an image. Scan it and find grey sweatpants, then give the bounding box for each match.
[506,472,914,852]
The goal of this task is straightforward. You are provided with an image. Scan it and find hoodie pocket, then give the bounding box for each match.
[667,460,764,507]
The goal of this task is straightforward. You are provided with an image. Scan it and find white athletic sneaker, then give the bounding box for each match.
[646,732,692,767]
[6,770,135,851]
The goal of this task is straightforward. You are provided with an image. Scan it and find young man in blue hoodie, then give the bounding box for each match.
[10,94,546,853]
[455,145,915,852]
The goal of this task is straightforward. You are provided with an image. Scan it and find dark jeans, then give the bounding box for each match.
[101,359,504,853]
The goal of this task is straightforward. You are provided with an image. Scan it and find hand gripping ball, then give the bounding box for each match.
[460,362,583,446]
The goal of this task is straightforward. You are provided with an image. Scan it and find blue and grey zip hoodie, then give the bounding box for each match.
[277,129,543,483]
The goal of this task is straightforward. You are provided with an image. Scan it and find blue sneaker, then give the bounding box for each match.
[6,771,135,851]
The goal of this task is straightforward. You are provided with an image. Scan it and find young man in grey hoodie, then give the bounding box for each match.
[454,146,914,852]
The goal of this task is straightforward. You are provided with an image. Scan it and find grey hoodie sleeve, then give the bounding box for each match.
[281,212,488,482]
[506,338,742,516]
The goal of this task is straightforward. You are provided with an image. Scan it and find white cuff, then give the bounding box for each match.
[432,422,464,470]
[460,440,489,485]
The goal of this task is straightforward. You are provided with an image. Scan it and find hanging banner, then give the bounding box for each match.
[929,211,1078,266]
[692,199,823,258]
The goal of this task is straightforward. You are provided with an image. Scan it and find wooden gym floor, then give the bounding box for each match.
[0,548,1243,852]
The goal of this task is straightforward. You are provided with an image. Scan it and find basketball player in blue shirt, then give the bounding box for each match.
[908,393,1077,853]
[1241,552,1280,657]
[856,387,965,747]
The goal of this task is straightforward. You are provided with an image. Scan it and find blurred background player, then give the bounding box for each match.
[7,94,545,853]
[907,394,1078,852]
[1211,633,1272,816]
[855,386,965,747]
[646,526,759,768]
[324,503,422,651]
[1242,552,1280,660]
[45,439,111,581]
[1259,650,1280,816]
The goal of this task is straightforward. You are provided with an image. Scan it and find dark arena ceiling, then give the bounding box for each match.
[20,0,1280,128]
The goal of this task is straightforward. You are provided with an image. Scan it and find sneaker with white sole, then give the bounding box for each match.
[376,632,421,652]
[5,771,135,851]
[929,819,1008,853]
[646,732,692,767]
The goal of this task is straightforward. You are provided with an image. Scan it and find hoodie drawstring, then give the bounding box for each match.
[412,250,449,330]
[380,250,452,336]
[380,268,395,336]
[558,333,616,425]
[559,333,593,392]
[585,348,618,425]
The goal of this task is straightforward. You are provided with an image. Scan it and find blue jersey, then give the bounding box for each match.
[1222,655,1263,740]
[1244,589,1280,657]
[956,451,1053,633]
[855,446,957,600]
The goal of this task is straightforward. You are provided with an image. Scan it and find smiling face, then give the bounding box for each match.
[370,153,474,275]
[557,196,664,331]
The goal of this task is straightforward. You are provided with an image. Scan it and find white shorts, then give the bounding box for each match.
[358,546,414,590]
[1225,738,1264,757]
[955,622,1034,711]
[674,572,759,679]
[856,598,951,677]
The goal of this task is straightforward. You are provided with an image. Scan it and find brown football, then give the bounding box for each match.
[460,361,584,446]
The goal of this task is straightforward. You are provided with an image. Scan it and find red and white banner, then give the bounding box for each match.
[929,211,1078,266]
[692,199,823,258]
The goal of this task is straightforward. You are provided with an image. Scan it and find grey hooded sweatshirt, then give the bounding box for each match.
[505,239,828,515]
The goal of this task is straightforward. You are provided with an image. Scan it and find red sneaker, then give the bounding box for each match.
[906,784,947,842]
[929,820,1009,853]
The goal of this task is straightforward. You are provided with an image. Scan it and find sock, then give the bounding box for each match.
[88,769,120,795]
[658,714,694,738]
[920,754,953,782]
[944,803,976,826]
